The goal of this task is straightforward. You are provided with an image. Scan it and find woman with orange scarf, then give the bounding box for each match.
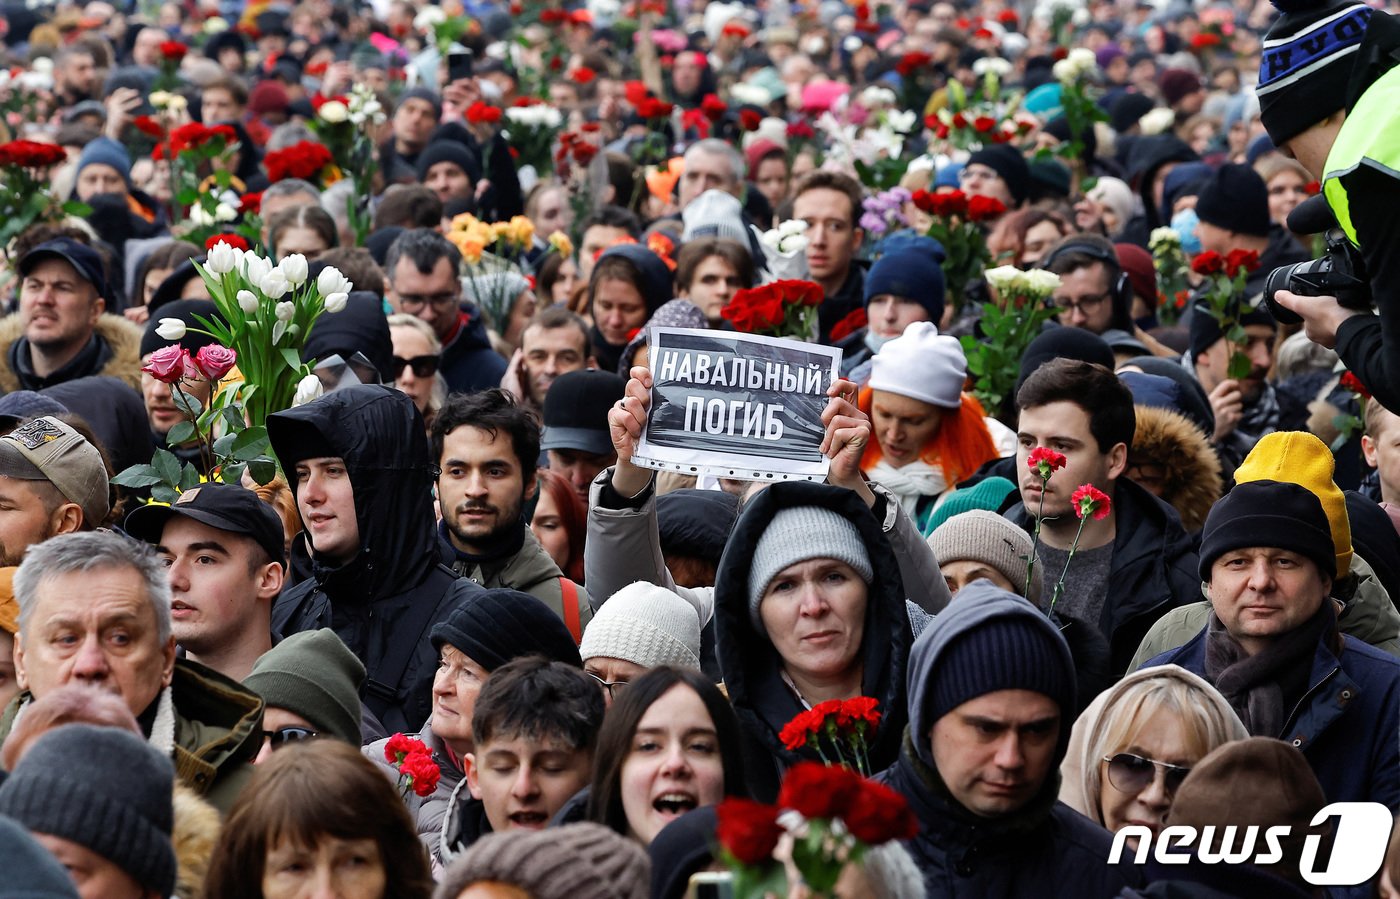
[858,322,1003,536]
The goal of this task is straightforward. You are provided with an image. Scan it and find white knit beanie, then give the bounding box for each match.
[580,582,703,671]
[682,189,750,244]
[747,506,874,633]
[867,321,967,410]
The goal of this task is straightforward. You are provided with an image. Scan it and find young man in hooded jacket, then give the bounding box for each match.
[882,582,1144,896]
[269,385,481,737]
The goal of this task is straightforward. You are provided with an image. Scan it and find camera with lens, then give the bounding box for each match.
[1263,195,1373,325]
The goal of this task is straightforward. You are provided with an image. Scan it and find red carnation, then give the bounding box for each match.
[570,66,596,84]
[1190,251,1225,275]
[716,798,783,866]
[384,732,428,764]
[967,194,1007,222]
[1071,484,1112,521]
[843,779,919,844]
[1027,446,1067,479]
[159,40,188,62]
[839,696,881,731]
[779,708,818,751]
[399,751,441,797]
[973,115,996,133]
[635,97,674,119]
[240,191,262,215]
[0,140,66,169]
[572,143,599,166]
[466,101,503,124]
[830,307,868,343]
[624,80,650,105]
[739,109,762,131]
[701,93,727,121]
[786,120,815,140]
[778,761,861,820]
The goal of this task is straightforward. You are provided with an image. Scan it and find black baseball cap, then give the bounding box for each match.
[540,370,626,456]
[18,238,109,299]
[124,482,287,566]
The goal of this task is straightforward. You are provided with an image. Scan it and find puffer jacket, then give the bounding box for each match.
[711,480,915,802]
[365,719,463,851]
[1005,477,1200,676]
[1128,555,1400,669]
[880,584,1143,897]
[269,386,481,735]
[439,305,508,394]
[1143,619,1400,812]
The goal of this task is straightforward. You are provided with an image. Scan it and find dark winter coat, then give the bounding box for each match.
[440,304,508,393]
[881,586,1142,898]
[1006,477,1201,675]
[1145,624,1400,812]
[711,481,914,802]
[269,386,480,734]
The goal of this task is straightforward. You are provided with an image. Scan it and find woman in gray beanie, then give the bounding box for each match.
[434,823,648,899]
[710,479,917,802]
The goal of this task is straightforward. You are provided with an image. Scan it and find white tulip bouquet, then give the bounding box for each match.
[116,239,353,498]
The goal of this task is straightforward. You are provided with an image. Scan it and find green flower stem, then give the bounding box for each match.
[1049,509,1091,616]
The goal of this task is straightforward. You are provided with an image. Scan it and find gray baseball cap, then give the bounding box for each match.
[0,417,110,526]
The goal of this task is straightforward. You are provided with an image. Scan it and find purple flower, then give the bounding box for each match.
[859,211,887,235]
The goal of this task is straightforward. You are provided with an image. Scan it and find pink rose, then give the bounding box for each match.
[193,345,237,381]
[142,345,190,384]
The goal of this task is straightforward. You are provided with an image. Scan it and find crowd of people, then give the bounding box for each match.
[1,0,1400,895]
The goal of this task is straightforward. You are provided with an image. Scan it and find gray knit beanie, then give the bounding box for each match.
[0,725,176,898]
[747,505,874,633]
[244,628,366,745]
[434,822,649,899]
[927,510,1042,605]
[580,581,702,671]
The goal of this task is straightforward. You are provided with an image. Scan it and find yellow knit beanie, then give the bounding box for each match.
[1235,432,1352,576]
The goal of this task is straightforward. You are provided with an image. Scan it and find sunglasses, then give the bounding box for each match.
[392,354,440,379]
[1103,752,1192,795]
[264,726,319,749]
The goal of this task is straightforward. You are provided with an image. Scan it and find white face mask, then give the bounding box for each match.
[864,329,892,355]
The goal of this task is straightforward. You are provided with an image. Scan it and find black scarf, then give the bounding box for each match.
[1204,599,1340,738]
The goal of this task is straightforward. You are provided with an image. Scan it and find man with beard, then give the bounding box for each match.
[0,417,108,565]
[433,390,591,640]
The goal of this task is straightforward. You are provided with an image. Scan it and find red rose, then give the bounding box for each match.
[721,295,757,332]
[466,101,503,124]
[636,97,674,119]
[829,307,868,343]
[967,194,1007,222]
[778,761,861,820]
[142,346,190,385]
[973,115,996,133]
[929,189,969,218]
[624,80,650,105]
[208,124,238,145]
[264,140,333,182]
[952,112,968,129]
[843,778,919,844]
[1190,251,1225,275]
[786,120,815,140]
[205,233,249,252]
[911,189,937,214]
[133,115,164,138]
[701,93,727,121]
[0,140,66,169]
[894,51,932,77]
[192,344,238,381]
[1340,370,1372,398]
[571,66,596,84]
[548,55,564,71]
[716,798,783,866]
[1224,248,1261,277]
[572,143,599,166]
[240,191,262,215]
[749,292,786,331]
[1071,484,1112,521]
[159,40,188,61]
[168,122,211,154]
[773,279,822,308]
[739,109,762,131]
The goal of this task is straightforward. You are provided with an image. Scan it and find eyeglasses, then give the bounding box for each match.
[958,165,1002,183]
[392,354,440,379]
[586,672,631,700]
[397,291,460,312]
[264,726,319,749]
[1055,293,1111,316]
[1103,752,1192,795]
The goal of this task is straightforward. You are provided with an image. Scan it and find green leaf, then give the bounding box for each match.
[172,389,202,417]
[151,484,181,505]
[246,458,278,485]
[111,465,164,489]
[152,449,182,486]
[165,421,196,447]
[280,348,304,371]
[218,462,247,484]
[231,428,270,462]
[212,433,237,457]
[272,319,288,345]
[221,407,244,433]
[178,463,202,491]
